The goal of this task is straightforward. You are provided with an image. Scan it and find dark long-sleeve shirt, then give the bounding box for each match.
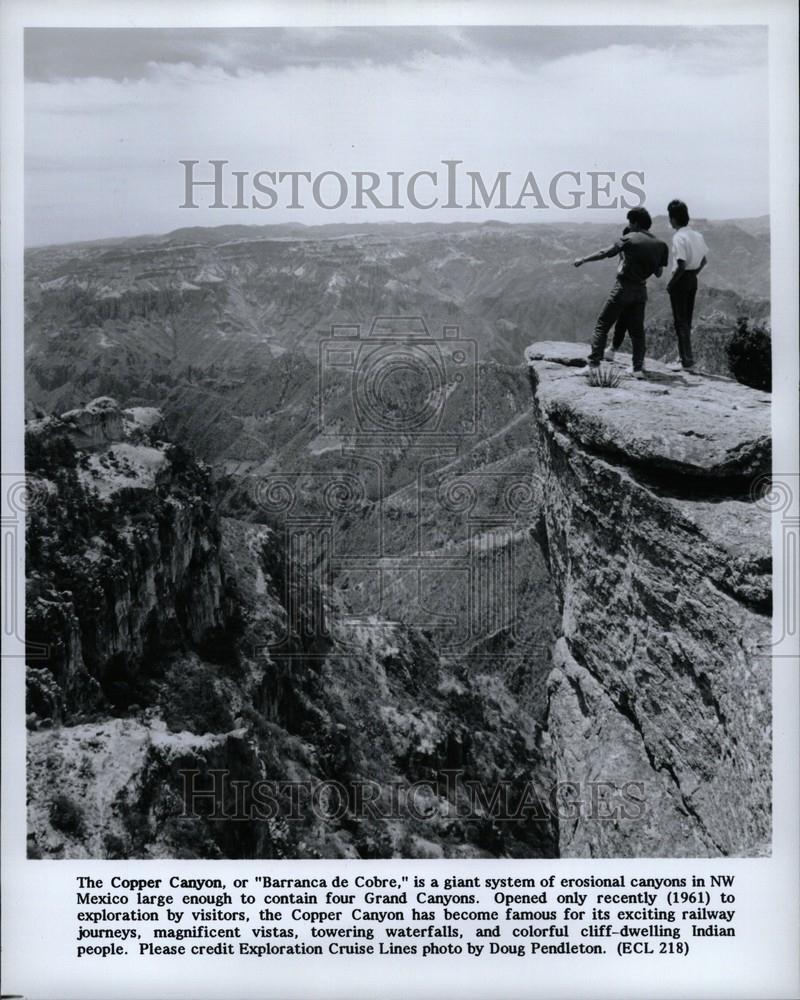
[600,230,669,285]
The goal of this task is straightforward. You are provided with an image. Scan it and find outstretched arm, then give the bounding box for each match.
[573,245,617,268]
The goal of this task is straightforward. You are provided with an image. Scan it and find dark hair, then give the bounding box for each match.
[667,199,690,227]
[626,207,652,230]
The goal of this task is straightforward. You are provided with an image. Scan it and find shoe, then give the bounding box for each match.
[604,349,616,362]
[631,369,646,380]
[668,361,682,372]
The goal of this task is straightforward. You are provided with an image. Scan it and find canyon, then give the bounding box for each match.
[24,221,771,858]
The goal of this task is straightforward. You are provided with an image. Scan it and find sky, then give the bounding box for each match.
[24,26,769,246]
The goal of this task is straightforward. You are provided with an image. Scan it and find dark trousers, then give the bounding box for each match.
[669,271,698,368]
[611,316,627,351]
[589,281,647,371]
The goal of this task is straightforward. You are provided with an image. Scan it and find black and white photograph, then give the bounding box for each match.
[21,21,775,862]
[2,4,798,999]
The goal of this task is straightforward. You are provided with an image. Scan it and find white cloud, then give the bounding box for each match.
[25,32,769,245]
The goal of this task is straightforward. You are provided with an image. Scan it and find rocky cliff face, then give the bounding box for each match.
[26,400,226,720]
[526,342,771,857]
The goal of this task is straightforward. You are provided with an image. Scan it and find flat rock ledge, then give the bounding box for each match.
[525,341,770,479]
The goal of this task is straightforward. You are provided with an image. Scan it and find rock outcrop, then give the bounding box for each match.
[526,342,771,857]
[26,399,225,719]
[59,396,125,449]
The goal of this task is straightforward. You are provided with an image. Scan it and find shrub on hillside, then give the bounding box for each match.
[160,657,234,735]
[49,793,86,838]
[25,426,78,475]
[727,316,771,391]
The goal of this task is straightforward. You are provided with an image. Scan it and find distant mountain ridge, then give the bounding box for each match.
[26,215,771,251]
[25,217,769,416]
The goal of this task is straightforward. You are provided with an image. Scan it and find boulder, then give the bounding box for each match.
[60,396,125,449]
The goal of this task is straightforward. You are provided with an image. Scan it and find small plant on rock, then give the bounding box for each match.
[588,363,624,388]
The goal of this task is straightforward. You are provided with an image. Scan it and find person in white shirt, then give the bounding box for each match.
[666,200,709,372]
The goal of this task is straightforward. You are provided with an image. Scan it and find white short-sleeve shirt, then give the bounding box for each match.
[671,226,709,272]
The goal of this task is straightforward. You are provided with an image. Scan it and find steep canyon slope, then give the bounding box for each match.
[526,342,771,857]
[26,401,557,859]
